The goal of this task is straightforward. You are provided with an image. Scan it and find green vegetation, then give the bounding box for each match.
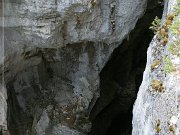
[164,56,176,73]
[162,0,180,73]
[166,0,180,65]
[174,0,180,14]
[148,1,180,86]
[149,16,161,34]
[168,41,180,56]
[169,16,180,35]
[169,0,180,35]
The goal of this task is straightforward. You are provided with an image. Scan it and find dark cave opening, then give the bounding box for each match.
[89,2,164,135]
[6,81,34,135]
[4,1,164,135]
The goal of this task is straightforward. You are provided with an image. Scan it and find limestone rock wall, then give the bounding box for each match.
[1,0,149,134]
[132,0,180,134]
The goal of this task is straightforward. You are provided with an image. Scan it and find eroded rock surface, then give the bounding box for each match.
[1,0,149,134]
[0,0,171,135]
[132,0,180,134]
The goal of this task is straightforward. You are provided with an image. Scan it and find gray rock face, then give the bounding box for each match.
[132,0,180,134]
[89,2,164,134]
[0,0,149,134]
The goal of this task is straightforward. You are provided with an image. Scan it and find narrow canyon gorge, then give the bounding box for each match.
[0,0,179,135]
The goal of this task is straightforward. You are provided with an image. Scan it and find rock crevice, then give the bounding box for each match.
[0,0,168,135]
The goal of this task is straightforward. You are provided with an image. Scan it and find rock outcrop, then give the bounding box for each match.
[132,0,180,134]
[1,0,149,134]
